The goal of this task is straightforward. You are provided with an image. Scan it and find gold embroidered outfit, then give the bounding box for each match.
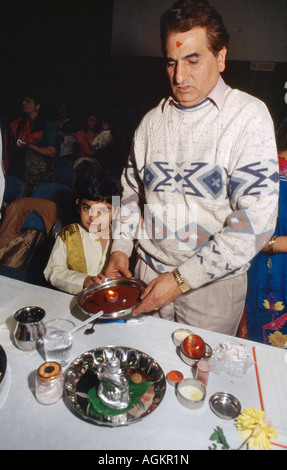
[44,223,110,295]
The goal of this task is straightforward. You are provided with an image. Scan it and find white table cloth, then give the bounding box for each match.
[0,275,286,451]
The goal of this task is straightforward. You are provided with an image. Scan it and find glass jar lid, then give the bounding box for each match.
[37,362,62,382]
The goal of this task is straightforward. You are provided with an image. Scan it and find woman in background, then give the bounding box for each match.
[9,89,57,195]
[245,117,287,347]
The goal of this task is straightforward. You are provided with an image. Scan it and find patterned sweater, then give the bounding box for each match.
[111,78,279,290]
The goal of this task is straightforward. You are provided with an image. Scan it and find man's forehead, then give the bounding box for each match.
[166,27,209,51]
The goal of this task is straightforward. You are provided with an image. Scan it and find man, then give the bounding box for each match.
[106,0,279,334]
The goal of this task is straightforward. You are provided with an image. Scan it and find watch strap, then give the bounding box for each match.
[172,268,191,293]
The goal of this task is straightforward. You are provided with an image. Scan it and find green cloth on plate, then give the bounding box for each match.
[87,379,153,417]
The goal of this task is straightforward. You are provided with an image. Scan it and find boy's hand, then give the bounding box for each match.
[83,273,106,289]
[105,251,132,278]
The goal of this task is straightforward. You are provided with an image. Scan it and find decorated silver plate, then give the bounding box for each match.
[77,277,147,320]
[0,345,7,394]
[64,346,166,426]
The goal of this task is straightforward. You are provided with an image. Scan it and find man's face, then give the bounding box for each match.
[165,27,227,107]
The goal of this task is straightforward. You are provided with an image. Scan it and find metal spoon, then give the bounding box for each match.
[63,310,104,340]
[84,320,98,335]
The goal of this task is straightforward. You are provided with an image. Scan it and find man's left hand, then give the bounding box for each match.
[132,272,182,316]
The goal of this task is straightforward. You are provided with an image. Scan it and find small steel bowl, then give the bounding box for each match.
[172,328,194,347]
[176,378,206,409]
[209,392,241,419]
[179,343,212,366]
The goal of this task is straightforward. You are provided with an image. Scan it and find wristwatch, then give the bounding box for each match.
[172,269,191,293]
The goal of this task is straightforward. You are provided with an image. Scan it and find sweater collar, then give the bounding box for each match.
[168,75,228,111]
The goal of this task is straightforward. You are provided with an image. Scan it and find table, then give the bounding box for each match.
[0,275,286,451]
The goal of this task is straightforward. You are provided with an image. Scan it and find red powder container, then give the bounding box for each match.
[167,370,184,386]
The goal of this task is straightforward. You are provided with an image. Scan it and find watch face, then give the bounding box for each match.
[180,283,191,293]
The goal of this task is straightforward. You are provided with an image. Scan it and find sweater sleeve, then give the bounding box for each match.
[111,135,144,258]
[179,102,279,289]
[44,236,87,295]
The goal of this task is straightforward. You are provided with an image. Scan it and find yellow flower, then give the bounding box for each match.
[235,408,278,450]
[268,331,287,348]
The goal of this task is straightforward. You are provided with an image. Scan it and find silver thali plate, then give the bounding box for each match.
[64,346,166,426]
[209,392,241,419]
[77,277,146,320]
[0,345,7,394]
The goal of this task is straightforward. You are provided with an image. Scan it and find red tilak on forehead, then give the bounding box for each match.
[176,41,183,48]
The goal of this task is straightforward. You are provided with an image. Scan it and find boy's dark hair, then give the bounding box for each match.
[74,167,122,206]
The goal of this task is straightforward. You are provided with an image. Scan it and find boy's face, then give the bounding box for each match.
[78,199,114,238]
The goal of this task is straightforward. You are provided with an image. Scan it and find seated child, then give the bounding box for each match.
[44,169,121,295]
[91,117,113,151]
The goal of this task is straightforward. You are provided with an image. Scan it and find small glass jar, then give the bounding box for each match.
[35,362,64,405]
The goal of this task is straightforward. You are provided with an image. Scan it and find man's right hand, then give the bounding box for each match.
[105,251,132,279]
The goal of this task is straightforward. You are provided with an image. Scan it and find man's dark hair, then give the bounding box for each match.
[160,0,229,56]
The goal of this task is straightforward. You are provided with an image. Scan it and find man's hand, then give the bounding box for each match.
[132,272,182,316]
[105,251,132,278]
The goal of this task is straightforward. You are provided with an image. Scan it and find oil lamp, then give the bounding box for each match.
[105,290,119,303]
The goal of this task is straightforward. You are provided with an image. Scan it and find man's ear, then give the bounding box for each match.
[217,46,227,73]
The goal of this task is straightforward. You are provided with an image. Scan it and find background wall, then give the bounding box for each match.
[112,0,287,61]
[1,0,287,129]
[111,0,287,126]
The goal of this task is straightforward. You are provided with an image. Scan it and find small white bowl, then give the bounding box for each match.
[172,328,194,347]
[176,378,206,409]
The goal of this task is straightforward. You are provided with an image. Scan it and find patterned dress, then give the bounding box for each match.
[10,118,57,195]
[246,156,287,347]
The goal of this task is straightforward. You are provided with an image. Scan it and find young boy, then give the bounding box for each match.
[44,169,121,295]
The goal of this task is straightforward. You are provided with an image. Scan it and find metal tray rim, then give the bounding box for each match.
[77,277,147,319]
[0,345,7,392]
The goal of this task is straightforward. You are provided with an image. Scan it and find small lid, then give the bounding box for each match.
[37,362,62,382]
[209,392,241,419]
